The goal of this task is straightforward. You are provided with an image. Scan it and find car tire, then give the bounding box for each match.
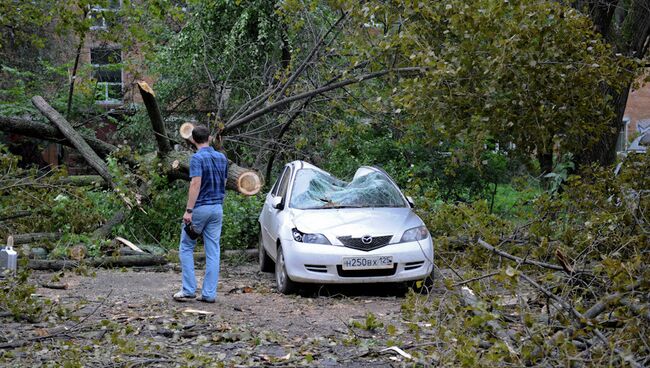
[258,233,274,273]
[275,245,297,295]
[408,271,434,293]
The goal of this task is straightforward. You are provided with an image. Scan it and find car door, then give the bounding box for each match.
[267,165,293,260]
[260,165,292,260]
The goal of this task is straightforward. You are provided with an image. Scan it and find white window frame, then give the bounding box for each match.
[89,0,122,31]
[91,47,123,105]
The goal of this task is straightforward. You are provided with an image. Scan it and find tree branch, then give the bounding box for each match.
[223,67,424,133]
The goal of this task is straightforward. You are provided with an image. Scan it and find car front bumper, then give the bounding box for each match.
[280,237,434,284]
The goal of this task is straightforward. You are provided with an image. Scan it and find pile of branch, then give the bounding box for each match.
[452,238,648,367]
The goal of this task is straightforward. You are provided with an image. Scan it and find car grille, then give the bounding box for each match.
[336,264,397,277]
[337,235,392,251]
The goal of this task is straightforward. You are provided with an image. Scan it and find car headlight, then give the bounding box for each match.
[400,226,429,242]
[292,228,331,245]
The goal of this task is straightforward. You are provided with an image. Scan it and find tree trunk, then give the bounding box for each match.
[573,0,650,167]
[538,150,554,187]
[31,96,113,185]
[162,151,263,195]
[226,161,263,196]
[66,26,87,119]
[0,116,117,158]
[137,81,172,155]
[11,232,61,245]
[92,211,126,239]
[27,255,167,271]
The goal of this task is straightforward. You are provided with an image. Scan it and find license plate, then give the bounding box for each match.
[341,256,393,270]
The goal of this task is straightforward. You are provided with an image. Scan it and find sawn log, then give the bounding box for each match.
[28,255,167,271]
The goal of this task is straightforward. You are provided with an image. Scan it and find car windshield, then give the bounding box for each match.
[290,169,407,209]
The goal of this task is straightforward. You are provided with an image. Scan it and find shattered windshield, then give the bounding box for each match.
[290,169,407,209]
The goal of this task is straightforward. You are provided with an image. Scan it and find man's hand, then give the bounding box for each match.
[183,211,192,224]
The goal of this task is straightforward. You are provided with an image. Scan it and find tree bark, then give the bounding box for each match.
[0,210,31,222]
[137,81,172,156]
[0,116,117,158]
[31,96,113,185]
[27,255,167,271]
[162,151,263,195]
[573,0,650,167]
[92,210,126,239]
[58,175,106,187]
[226,163,263,196]
[12,232,61,245]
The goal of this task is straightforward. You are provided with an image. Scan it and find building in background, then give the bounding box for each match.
[619,76,650,153]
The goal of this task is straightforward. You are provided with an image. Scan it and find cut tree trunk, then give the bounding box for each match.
[137,81,172,155]
[27,255,167,271]
[0,116,117,158]
[11,232,61,245]
[163,151,263,195]
[31,96,113,185]
[227,162,263,196]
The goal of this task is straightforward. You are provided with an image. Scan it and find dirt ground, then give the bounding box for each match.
[1,261,443,367]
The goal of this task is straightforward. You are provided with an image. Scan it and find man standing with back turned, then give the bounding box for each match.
[174,125,227,303]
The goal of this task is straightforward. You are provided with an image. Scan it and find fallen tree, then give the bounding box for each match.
[27,254,167,271]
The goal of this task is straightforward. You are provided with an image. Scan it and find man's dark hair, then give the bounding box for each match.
[192,125,210,144]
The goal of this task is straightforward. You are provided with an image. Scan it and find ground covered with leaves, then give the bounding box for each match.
[1,263,450,367]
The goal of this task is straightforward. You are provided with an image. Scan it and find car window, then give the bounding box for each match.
[289,169,407,209]
[270,167,288,196]
[276,166,292,199]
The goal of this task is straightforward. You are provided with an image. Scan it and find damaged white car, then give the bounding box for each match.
[258,161,434,294]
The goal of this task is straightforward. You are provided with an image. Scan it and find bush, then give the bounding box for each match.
[221,193,264,250]
[122,183,263,251]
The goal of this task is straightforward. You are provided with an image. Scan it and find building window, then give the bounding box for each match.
[616,117,630,152]
[91,47,123,104]
[89,0,121,30]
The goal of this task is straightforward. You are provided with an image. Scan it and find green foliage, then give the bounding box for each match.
[351,312,384,331]
[341,0,633,172]
[121,183,263,250]
[297,120,519,205]
[0,145,109,241]
[222,193,264,250]
[0,267,45,322]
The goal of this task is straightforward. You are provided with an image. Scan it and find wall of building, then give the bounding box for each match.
[624,76,650,139]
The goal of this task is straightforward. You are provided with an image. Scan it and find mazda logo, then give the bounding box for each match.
[361,235,373,245]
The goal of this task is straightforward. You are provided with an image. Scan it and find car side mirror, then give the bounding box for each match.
[272,196,284,210]
[406,196,415,208]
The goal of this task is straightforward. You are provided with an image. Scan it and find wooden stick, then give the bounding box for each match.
[453,271,500,287]
[477,239,565,272]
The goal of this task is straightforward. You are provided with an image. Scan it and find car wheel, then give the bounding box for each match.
[408,271,434,293]
[258,233,274,273]
[275,245,297,295]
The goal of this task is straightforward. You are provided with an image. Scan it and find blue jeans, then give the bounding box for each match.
[179,204,223,300]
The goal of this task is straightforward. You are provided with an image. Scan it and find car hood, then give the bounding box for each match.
[289,207,423,241]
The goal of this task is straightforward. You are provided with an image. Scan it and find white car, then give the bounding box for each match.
[258,161,435,294]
